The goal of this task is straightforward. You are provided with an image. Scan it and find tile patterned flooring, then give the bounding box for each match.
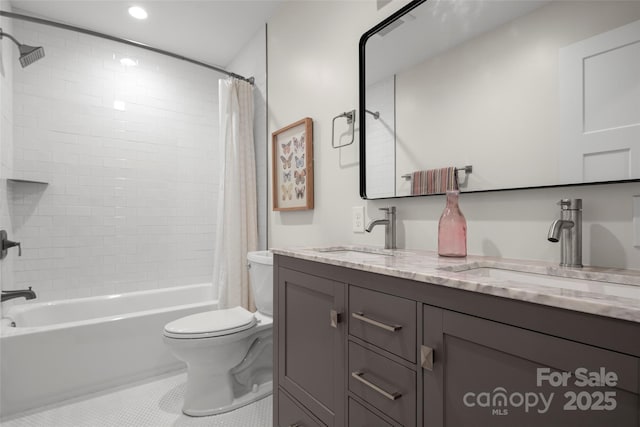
[1,372,272,427]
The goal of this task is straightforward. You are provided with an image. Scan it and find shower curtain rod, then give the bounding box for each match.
[0,10,255,84]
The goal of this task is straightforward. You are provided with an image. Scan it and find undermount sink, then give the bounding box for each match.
[312,246,395,256]
[448,266,639,300]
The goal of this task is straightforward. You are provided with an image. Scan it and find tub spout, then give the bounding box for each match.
[1,287,36,302]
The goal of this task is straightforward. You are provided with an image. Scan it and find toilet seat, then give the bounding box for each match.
[164,306,257,339]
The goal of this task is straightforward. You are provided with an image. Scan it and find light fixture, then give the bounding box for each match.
[120,57,137,67]
[113,100,126,111]
[128,6,148,20]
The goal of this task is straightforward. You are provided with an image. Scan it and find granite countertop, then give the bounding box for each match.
[271,245,640,323]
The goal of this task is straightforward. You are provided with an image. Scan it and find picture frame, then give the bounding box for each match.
[272,118,314,211]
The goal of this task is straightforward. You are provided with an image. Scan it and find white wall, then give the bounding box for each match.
[0,0,15,311]
[267,1,640,270]
[227,25,268,251]
[8,18,225,300]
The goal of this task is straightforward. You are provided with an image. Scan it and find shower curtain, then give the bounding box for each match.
[213,78,258,312]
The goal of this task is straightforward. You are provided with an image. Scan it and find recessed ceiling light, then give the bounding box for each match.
[113,100,126,111]
[120,57,137,67]
[128,6,148,20]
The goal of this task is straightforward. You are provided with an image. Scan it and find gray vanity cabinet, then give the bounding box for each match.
[274,266,346,427]
[423,305,640,427]
[273,254,640,427]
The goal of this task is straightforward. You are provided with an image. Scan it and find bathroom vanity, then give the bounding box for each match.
[272,247,640,427]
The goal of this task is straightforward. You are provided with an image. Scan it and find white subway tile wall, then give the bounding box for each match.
[365,76,396,198]
[0,2,16,310]
[9,20,224,300]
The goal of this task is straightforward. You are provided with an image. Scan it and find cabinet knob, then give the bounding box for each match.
[421,345,434,371]
[330,309,342,328]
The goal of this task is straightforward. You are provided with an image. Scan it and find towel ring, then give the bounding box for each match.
[331,110,355,149]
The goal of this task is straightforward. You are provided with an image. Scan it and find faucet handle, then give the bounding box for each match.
[558,199,582,210]
[5,240,21,256]
[379,206,396,213]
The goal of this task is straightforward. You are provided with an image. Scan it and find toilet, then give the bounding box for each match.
[163,250,273,416]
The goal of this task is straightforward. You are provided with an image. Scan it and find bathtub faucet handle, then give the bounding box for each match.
[1,230,21,259]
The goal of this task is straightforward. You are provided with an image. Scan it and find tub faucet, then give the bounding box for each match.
[547,199,582,268]
[365,206,397,249]
[1,287,36,303]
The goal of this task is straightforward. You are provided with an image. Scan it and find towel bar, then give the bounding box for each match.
[401,165,472,180]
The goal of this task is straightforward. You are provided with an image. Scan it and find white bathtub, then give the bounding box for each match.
[0,283,217,418]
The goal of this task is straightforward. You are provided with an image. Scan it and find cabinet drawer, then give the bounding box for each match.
[348,397,394,427]
[349,285,416,362]
[278,389,326,427]
[348,341,416,427]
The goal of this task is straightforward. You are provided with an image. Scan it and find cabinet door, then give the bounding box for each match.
[423,305,639,427]
[279,389,326,427]
[277,267,345,427]
[348,397,394,427]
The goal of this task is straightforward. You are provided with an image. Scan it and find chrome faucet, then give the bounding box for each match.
[547,199,582,268]
[1,287,36,303]
[365,206,397,249]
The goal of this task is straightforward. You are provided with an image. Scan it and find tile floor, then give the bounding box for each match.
[1,372,272,427]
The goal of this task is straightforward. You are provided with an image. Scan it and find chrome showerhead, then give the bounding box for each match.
[0,27,45,68]
[18,44,45,67]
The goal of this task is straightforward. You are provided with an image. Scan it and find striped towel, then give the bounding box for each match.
[411,167,458,195]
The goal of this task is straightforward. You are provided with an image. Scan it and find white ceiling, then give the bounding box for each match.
[7,0,283,69]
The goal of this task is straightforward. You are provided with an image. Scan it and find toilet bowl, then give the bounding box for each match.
[163,250,274,416]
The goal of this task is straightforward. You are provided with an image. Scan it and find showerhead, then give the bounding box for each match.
[0,27,45,68]
[18,44,45,67]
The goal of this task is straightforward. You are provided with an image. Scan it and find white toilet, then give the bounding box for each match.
[163,250,273,416]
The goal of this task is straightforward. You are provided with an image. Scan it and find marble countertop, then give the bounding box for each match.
[271,245,640,323]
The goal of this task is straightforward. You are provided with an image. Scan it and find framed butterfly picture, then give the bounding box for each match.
[272,117,314,211]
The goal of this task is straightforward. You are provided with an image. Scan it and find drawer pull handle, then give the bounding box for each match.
[289,424,302,427]
[330,309,342,328]
[352,311,402,332]
[351,371,402,401]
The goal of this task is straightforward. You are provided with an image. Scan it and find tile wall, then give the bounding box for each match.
[365,75,395,198]
[0,1,15,309]
[7,18,225,300]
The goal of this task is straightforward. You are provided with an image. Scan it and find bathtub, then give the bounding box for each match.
[0,283,217,418]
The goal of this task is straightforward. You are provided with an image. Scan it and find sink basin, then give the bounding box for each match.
[450,266,639,299]
[312,246,395,257]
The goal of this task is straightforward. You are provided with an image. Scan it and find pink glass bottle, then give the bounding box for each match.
[438,190,467,257]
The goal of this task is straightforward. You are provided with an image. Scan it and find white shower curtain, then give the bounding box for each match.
[213,78,258,312]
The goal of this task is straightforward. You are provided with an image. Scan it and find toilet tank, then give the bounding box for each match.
[247,251,273,316]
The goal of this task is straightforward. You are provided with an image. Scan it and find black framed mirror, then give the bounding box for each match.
[359,0,640,199]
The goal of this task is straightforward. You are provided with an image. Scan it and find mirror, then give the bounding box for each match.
[359,0,640,199]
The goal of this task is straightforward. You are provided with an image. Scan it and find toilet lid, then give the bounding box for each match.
[164,306,257,339]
